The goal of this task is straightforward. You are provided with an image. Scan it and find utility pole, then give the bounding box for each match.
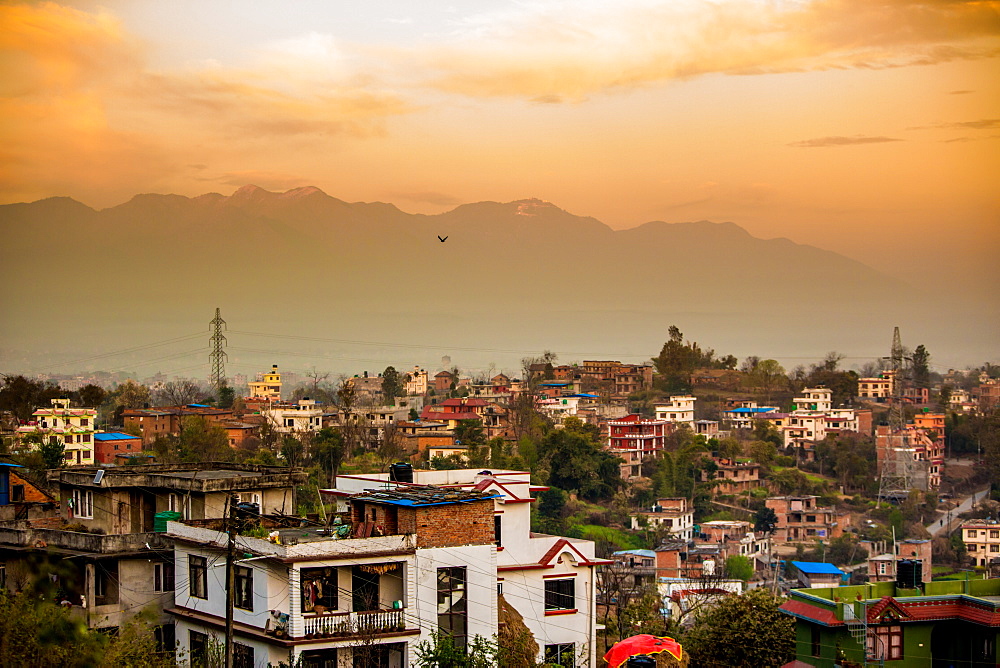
[224,494,237,668]
[210,307,228,393]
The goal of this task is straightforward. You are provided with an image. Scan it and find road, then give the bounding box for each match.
[925,486,991,537]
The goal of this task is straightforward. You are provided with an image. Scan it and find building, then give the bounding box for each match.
[779,577,1000,667]
[654,396,696,427]
[875,423,944,491]
[654,541,723,579]
[419,398,507,438]
[432,371,455,393]
[327,469,607,666]
[867,539,932,584]
[858,371,895,401]
[629,498,695,541]
[765,496,845,543]
[261,399,324,434]
[122,404,236,446]
[0,461,58,522]
[962,519,1000,568]
[607,414,670,480]
[791,561,845,589]
[168,485,499,667]
[705,458,763,495]
[16,397,97,465]
[722,405,779,430]
[657,577,743,626]
[793,388,833,412]
[247,365,282,401]
[92,432,143,464]
[403,366,428,396]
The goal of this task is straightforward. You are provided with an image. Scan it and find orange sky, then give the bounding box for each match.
[1,0,998,278]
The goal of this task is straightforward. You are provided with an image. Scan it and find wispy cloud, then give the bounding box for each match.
[410,0,1000,100]
[393,191,464,206]
[788,136,903,148]
[949,89,975,94]
[908,118,1000,130]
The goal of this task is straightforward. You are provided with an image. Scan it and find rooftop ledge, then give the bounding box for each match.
[166,521,416,561]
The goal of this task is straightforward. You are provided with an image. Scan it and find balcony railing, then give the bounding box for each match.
[301,609,406,639]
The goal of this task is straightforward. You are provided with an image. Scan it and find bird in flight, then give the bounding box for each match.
[438,235,448,242]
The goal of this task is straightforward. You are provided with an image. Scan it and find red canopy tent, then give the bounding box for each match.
[603,634,684,668]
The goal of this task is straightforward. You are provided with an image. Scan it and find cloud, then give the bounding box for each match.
[908,118,1000,130]
[788,135,903,147]
[410,0,1000,100]
[949,89,974,94]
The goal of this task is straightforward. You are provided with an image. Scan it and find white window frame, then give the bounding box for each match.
[72,489,94,519]
[168,493,191,520]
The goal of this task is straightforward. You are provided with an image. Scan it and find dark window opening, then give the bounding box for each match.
[544,578,575,611]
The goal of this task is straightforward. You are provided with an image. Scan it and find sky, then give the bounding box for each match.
[1,0,998,278]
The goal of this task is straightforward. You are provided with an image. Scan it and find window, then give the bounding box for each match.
[153,623,175,653]
[811,624,821,657]
[969,544,977,551]
[544,643,575,667]
[82,434,90,443]
[437,567,468,651]
[81,418,89,427]
[301,567,338,613]
[189,631,207,666]
[72,489,93,519]
[868,624,902,661]
[494,515,502,546]
[10,485,24,503]
[806,515,816,523]
[235,566,253,611]
[168,494,191,520]
[991,545,999,553]
[189,556,208,599]
[154,562,175,592]
[544,578,575,611]
[234,641,254,668]
[991,530,999,539]
[94,562,119,605]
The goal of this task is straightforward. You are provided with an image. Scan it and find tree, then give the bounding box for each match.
[0,375,62,423]
[683,588,795,667]
[280,435,304,468]
[381,366,403,405]
[39,436,65,470]
[73,384,106,408]
[754,506,778,535]
[313,428,345,486]
[911,344,931,389]
[153,380,207,407]
[454,419,486,448]
[539,428,621,501]
[216,384,235,409]
[724,555,755,581]
[751,359,785,404]
[152,415,231,463]
[414,631,498,668]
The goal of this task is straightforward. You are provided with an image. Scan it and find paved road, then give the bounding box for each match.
[926,487,991,537]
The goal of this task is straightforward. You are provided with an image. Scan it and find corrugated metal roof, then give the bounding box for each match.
[792,561,844,575]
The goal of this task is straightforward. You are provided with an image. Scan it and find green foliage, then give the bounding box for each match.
[815,433,875,493]
[381,366,403,404]
[812,534,868,566]
[152,415,232,463]
[754,506,778,534]
[724,555,755,581]
[454,419,486,447]
[538,427,621,501]
[570,524,645,552]
[39,436,65,470]
[911,344,931,389]
[537,487,568,519]
[414,631,498,668]
[683,588,795,667]
[0,375,63,422]
[216,384,235,409]
[312,427,345,486]
[652,325,733,392]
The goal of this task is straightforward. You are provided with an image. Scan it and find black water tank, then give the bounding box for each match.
[389,462,413,483]
[897,559,922,589]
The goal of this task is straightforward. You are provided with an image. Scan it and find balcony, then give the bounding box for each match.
[0,526,168,555]
[301,609,406,639]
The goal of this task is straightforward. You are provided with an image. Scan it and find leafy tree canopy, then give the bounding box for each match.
[684,588,795,667]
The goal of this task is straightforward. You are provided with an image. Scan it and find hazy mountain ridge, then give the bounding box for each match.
[2,184,940,375]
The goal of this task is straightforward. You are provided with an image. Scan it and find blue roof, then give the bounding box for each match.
[539,382,570,387]
[570,393,600,398]
[792,561,844,575]
[187,403,210,408]
[613,549,656,558]
[725,407,777,415]
[94,432,140,441]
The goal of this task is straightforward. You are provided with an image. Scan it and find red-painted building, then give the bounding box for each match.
[93,432,144,464]
[606,414,670,480]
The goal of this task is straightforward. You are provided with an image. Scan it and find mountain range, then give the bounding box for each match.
[0,185,988,375]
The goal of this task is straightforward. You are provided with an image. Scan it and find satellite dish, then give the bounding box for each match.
[93,470,105,484]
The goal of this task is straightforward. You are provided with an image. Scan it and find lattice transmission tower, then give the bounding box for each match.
[209,307,228,391]
[876,326,915,506]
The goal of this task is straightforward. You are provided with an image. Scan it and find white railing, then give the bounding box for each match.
[300,609,406,638]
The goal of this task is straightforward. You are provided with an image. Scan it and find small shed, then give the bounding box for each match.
[791,561,844,589]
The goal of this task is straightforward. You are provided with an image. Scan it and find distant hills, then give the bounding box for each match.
[0,185,968,374]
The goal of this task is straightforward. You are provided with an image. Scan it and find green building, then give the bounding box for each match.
[778,578,1000,667]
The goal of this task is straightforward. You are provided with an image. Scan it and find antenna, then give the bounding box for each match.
[209,307,228,392]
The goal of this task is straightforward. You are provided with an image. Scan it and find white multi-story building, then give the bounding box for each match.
[169,486,499,667]
[328,469,607,667]
[792,387,833,413]
[16,397,96,465]
[261,399,323,434]
[403,366,428,396]
[629,497,695,541]
[654,396,696,426]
